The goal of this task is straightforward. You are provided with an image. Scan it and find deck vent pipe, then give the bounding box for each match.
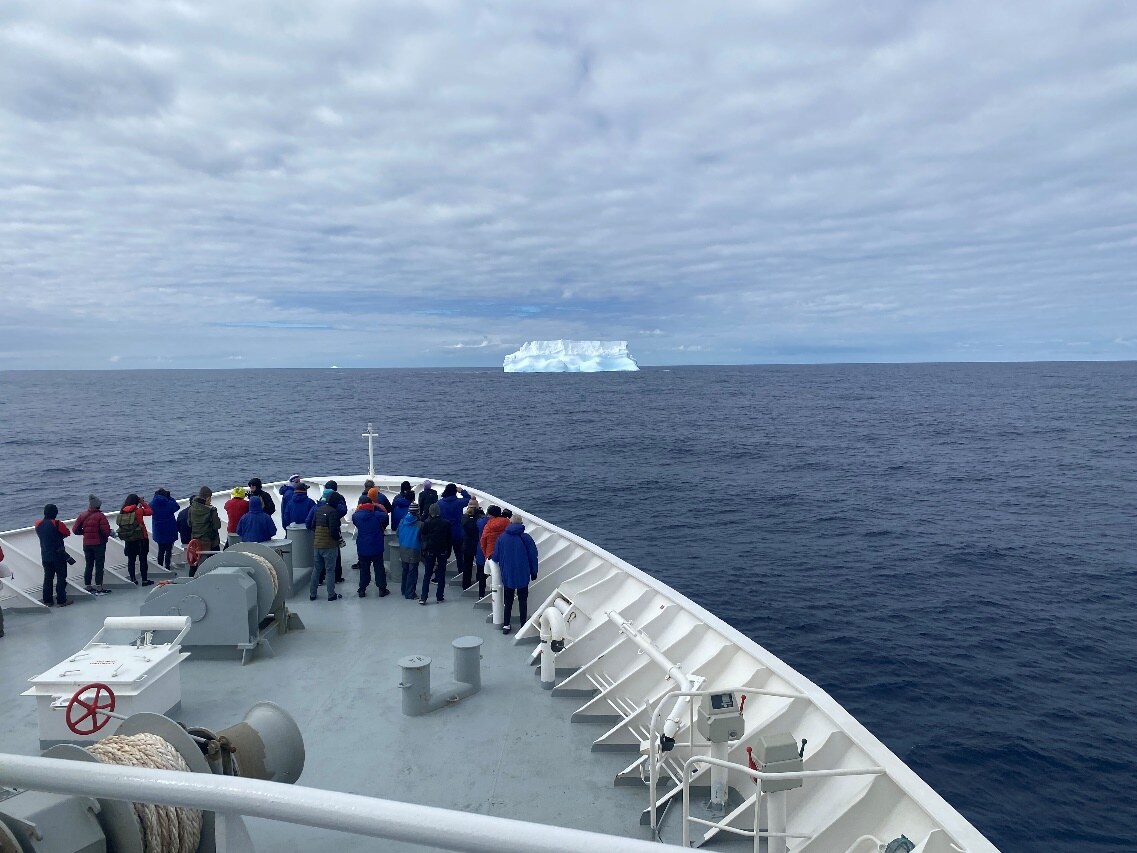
[397,636,484,716]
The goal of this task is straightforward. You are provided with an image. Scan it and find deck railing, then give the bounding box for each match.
[0,752,665,853]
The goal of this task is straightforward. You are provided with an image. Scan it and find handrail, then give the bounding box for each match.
[644,685,803,833]
[680,754,885,850]
[0,752,665,853]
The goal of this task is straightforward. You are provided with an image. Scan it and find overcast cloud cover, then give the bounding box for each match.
[1,0,1134,369]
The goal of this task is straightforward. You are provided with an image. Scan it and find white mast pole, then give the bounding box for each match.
[362,422,377,478]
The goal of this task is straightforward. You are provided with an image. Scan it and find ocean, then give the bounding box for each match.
[1,362,1134,851]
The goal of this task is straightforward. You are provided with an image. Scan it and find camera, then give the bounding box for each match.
[65,554,77,565]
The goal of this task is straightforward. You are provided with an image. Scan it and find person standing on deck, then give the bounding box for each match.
[390,481,415,531]
[283,482,314,527]
[237,495,277,543]
[322,480,348,584]
[437,483,471,582]
[397,503,422,599]
[479,506,509,575]
[187,487,222,576]
[417,479,439,520]
[473,502,494,598]
[246,478,276,530]
[279,474,302,522]
[35,503,73,607]
[0,545,10,634]
[491,515,539,635]
[117,494,153,586]
[224,486,250,537]
[73,495,112,594]
[149,489,179,572]
[418,503,452,604]
[459,497,484,592]
[306,490,344,601]
[352,495,390,598]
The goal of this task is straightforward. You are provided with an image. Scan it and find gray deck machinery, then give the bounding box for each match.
[140,543,304,664]
[0,682,305,853]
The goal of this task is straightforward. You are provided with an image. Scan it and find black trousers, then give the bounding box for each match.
[83,543,107,586]
[42,558,68,605]
[457,539,476,590]
[156,540,174,569]
[124,539,149,582]
[503,586,529,626]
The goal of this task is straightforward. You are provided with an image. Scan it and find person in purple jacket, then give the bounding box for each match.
[490,515,539,635]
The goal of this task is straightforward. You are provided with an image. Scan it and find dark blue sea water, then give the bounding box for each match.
[1,362,1135,851]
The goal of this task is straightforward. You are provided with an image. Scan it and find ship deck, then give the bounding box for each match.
[0,548,656,851]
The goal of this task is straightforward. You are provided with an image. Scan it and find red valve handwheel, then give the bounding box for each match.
[66,682,116,735]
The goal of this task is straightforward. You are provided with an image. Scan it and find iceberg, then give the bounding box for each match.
[503,340,640,373]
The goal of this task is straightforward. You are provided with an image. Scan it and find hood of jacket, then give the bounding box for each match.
[503,522,525,536]
[247,496,264,514]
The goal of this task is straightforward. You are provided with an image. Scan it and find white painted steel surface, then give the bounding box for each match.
[0,753,666,853]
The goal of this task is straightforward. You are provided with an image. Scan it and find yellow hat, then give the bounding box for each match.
[232,486,247,498]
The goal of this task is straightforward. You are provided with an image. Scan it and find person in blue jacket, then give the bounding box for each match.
[396,503,422,599]
[390,481,415,532]
[278,474,302,522]
[436,483,470,572]
[282,482,314,527]
[149,488,180,571]
[490,515,539,635]
[236,496,277,543]
[352,496,390,597]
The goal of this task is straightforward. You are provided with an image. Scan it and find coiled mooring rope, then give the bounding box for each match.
[244,551,279,597]
[88,733,203,853]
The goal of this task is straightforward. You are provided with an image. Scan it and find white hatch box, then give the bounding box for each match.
[22,616,190,748]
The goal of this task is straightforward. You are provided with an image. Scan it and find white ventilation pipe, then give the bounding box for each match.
[488,560,504,626]
[605,610,691,747]
[538,606,568,689]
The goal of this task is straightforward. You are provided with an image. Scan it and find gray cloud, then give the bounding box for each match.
[1,0,1134,368]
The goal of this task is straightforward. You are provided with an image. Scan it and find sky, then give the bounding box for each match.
[1,1,1134,369]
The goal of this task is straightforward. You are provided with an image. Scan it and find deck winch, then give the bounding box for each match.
[140,543,304,664]
[0,682,305,853]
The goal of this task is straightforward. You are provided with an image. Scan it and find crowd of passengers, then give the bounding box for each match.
[10,476,539,636]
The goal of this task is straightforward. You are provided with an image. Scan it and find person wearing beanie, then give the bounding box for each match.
[352,495,390,597]
[149,488,179,573]
[305,485,345,601]
[365,485,392,514]
[491,513,539,635]
[397,502,423,598]
[283,482,314,527]
[418,502,452,604]
[246,477,275,521]
[73,494,112,594]
[390,482,416,533]
[437,485,471,582]
[187,487,221,576]
[224,487,250,535]
[117,493,153,585]
[35,503,73,606]
[319,482,348,583]
[418,480,439,520]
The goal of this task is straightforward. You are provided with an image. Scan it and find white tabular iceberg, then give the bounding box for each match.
[503,340,640,373]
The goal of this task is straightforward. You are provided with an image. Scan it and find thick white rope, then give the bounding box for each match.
[244,551,278,597]
[89,733,203,853]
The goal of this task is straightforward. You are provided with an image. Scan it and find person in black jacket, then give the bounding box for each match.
[459,498,484,591]
[247,478,276,523]
[418,503,451,604]
[418,479,439,520]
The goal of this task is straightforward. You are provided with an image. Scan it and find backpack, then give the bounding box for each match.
[177,508,192,545]
[116,509,143,542]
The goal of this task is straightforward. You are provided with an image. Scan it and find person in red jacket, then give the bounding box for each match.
[224,487,250,536]
[479,506,510,572]
[73,494,112,594]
